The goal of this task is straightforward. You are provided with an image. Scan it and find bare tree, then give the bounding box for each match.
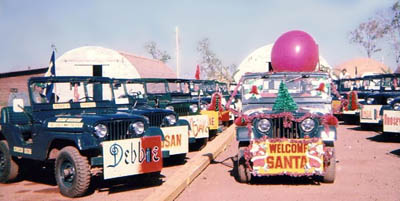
[196,38,236,83]
[384,1,400,69]
[349,18,386,58]
[144,41,171,63]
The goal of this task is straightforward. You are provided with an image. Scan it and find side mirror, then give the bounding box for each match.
[13,98,24,113]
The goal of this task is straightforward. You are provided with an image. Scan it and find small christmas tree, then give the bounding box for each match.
[272,81,298,112]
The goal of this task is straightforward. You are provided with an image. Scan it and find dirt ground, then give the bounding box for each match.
[176,124,400,201]
[0,149,200,201]
[1,123,399,201]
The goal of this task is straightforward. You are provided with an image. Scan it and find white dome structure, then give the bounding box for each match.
[55,46,176,79]
[234,44,331,82]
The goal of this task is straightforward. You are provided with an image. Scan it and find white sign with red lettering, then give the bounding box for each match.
[383,110,400,133]
[161,126,189,155]
[360,105,382,123]
[180,115,209,139]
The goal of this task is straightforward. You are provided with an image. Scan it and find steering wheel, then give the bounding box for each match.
[129,90,142,97]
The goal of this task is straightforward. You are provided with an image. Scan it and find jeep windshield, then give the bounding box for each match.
[30,78,113,104]
[242,73,331,104]
[167,81,190,95]
[146,82,167,94]
[113,81,147,105]
[218,82,229,95]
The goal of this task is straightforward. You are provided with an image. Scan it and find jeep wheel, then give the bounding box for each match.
[55,146,91,197]
[235,147,251,183]
[360,123,371,130]
[0,140,19,183]
[172,153,187,164]
[191,138,208,151]
[322,148,336,183]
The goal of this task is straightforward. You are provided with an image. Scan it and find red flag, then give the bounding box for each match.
[195,64,200,80]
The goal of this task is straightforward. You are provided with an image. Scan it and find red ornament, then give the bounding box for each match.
[316,83,325,92]
[271,30,319,72]
[234,115,246,126]
[322,114,338,127]
[250,85,259,95]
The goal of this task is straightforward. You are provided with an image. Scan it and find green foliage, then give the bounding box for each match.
[272,82,298,112]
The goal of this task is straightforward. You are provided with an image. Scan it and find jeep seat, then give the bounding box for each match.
[1,106,33,141]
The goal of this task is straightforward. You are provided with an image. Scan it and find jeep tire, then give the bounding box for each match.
[322,147,336,183]
[235,147,251,183]
[55,146,91,197]
[191,138,208,151]
[0,140,19,183]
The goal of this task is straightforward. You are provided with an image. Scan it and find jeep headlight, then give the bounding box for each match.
[394,103,400,110]
[129,121,145,135]
[367,98,374,104]
[190,104,198,113]
[200,104,207,110]
[165,114,177,125]
[387,98,394,104]
[166,106,174,111]
[300,118,315,132]
[94,124,108,138]
[256,119,271,133]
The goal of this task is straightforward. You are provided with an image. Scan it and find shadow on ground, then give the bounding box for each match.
[390,149,400,158]
[93,173,164,195]
[367,133,400,143]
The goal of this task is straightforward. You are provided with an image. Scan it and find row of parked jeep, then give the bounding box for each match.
[0,76,238,197]
[332,73,400,135]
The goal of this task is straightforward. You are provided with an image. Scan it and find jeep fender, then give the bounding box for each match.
[144,127,165,140]
[41,132,99,161]
[176,119,191,130]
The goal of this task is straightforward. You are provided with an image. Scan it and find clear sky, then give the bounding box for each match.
[0,0,397,77]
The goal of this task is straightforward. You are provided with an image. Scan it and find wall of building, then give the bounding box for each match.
[0,69,45,109]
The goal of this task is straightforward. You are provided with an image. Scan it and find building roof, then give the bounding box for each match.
[334,57,389,78]
[118,51,176,78]
[0,67,47,78]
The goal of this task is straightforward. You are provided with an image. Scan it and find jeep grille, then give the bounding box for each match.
[104,120,133,140]
[146,112,166,127]
[174,105,190,116]
[270,118,301,139]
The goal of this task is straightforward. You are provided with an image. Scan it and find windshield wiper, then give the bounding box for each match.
[287,74,309,82]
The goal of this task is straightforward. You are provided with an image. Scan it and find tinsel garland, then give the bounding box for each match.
[272,81,298,112]
[347,90,360,111]
[207,92,223,112]
[225,77,338,176]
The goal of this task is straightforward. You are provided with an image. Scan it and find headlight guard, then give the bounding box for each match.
[256,118,271,133]
[129,121,145,136]
[94,124,108,138]
[300,118,316,133]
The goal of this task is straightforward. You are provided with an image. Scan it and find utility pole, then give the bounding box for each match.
[175,26,180,78]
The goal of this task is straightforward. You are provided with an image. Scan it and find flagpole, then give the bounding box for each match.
[176,26,180,78]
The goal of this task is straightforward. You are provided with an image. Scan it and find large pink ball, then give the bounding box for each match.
[271,30,319,72]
